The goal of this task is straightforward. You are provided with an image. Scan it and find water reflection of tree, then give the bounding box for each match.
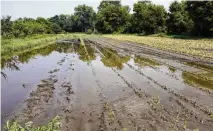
[55,44,73,53]
[101,48,130,70]
[18,44,57,63]
[1,57,20,80]
[182,72,213,90]
[1,44,58,69]
[85,44,96,61]
[1,57,20,71]
[134,55,159,67]
[73,43,96,62]
[1,72,7,79]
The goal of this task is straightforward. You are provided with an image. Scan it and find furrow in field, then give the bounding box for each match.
[5,51,74,125]
[89,38,213,118]
[94,37,213,84]
[90,39,213,130]
[97,37,213,92]
[101,37,213,65]
[89,37,213,93]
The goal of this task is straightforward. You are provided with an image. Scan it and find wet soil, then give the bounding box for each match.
[1,37,213,131]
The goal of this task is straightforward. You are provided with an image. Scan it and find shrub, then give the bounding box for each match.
[86,29,93,34]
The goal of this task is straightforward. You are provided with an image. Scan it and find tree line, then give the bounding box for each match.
[1,0,213,38]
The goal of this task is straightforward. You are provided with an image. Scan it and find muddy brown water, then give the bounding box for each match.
[1,37,213,131]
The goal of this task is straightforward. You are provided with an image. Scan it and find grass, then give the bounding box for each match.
[1,33,88,60]
[103,34,213,58]
[5,116,60,131]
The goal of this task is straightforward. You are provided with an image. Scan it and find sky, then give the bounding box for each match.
[1,0,175,20]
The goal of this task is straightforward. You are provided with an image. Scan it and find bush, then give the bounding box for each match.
[86,29,93,34]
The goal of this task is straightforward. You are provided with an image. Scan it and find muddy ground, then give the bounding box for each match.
[1,37,213,131]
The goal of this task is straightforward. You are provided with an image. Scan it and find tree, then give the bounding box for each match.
[74,4,96,32]
[51,23,62,34]
[12,17,51,37]
[36,17,54,33]
[1,16,13,38]
[132,2,167,34]
[167,1,193,34]
[98,0,121,10]
[2,2,212,38]
[96,1,130,33]
[186,1,213,36]
[49,14,70,31]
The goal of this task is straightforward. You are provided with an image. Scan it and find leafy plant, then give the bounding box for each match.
[5,116,61,131]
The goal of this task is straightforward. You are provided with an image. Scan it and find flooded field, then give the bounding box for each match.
[1,37,213,131]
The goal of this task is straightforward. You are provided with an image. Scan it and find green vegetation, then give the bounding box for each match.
[104,102,115,122]
[5,116,60,131]
[131,1,167,34]
[96,1,130,33]
[1,34,86,60]
[166,1,193,34]
[49,5,95,33]
[104,34,213,58]
[1,1,213,38]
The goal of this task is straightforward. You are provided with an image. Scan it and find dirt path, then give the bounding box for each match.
[2,37,213,131]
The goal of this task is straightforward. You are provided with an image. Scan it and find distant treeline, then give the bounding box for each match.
[1,1,213,38]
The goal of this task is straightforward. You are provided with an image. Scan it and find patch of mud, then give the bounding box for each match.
[48,69,60,74]
[13,76,58,123]
[56,38,80,44]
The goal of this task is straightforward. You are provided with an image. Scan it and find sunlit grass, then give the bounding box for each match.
[104,34,213,58]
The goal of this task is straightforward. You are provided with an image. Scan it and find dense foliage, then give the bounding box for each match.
[186,1,213,36]
[1,1,213,37]
[166,1,193,34]
[132,1,167,34]
[96,1,130,33]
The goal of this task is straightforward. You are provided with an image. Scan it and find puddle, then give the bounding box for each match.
[134,55,160,67]
[99,47,130,70]
[182,72,213,90]
[1,43,90,122]
[1,39,213,130]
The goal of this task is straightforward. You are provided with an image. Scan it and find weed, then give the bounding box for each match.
[122,128,128,131]
[5,116,61,131]
[104,102,115,122]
